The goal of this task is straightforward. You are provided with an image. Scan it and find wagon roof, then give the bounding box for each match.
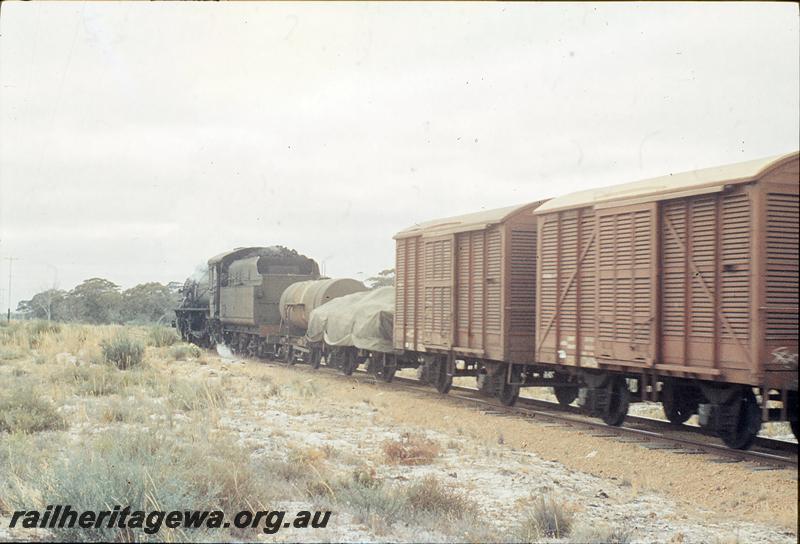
[534,150,799,214]
[394,200,546,239]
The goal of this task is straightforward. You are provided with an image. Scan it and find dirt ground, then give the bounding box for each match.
[0,325,797,543]
[193,352,798,543]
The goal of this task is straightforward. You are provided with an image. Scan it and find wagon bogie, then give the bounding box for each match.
[534,151,799,436]
[660,379,702,425]
[366,352,398,382]
[415,354,453,394]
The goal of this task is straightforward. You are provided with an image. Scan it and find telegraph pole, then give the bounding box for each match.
[6,257,18,322]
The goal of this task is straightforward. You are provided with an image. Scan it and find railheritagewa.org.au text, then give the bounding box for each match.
[9,505,331,535]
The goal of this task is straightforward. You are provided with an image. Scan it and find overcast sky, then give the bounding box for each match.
[1,2,798,310]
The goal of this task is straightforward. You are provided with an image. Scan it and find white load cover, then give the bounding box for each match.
[306,286,394,353]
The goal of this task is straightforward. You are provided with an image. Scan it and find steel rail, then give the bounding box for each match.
[233,354,798,470]
[381,375,797,468]
[513,395,798,454]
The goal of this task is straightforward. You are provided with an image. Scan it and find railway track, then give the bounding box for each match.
[514,396,798,455]
[381,375,798,470]
[235,354,798,471]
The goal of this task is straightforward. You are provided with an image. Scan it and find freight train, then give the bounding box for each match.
[175,151,799,449]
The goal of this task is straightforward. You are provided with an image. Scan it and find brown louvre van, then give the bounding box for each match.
[394,201,547,363]
[534,151,799,390]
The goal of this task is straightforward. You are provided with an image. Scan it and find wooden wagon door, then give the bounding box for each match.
[423,235,455,348]
[595,202,658,364]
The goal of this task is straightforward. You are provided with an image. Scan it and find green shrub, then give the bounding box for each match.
[170,343,201,361]
[101,334,145,370]
[0,386,67,433]
[149,326,179,347]
[2,428,275,542]
[0,432,61,512]
[336,477,407,526]
[290,378,320,398]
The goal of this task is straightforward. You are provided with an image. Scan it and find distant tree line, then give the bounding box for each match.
[16,278,182,325]
[16,267,394,324]
[366,268,395,289]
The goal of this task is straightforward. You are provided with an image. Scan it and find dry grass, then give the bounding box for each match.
[1,321,117,365]
[2,321,790,542]
[55,363,128,396]
[100,333,145,369]
[515,495,574,540]
[2,426,281,542]
[166,378,226,412]
[405,475,477,520]
[0,385,67,433]
[290,378,321,398]
[382,433,440,465]
[571,521,634,543]
[169,342,201,360]
[148,326,179,347]
[0,322,305,541]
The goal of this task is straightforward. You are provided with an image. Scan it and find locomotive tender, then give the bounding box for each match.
[176,151,799,449]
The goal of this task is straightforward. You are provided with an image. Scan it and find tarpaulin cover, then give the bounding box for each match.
[306,286,394,353]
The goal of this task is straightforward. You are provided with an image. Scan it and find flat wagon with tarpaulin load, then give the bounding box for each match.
[306,286,397,380]
[278,278,367,363]
[533,151,799,448]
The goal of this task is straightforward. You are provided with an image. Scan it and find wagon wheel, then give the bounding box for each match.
[246,336,257,357]
[717,388,761,450]
[368,353,386,378]
[661,381,698,425]
[341,349,357,376]
[553,386,579,407]
[496,364,520,406]
[434,358,452,394]
[378,353,397,383]
[310,348,322,370]
[789,392,799,441]
[498,382,520,407]
[283,345,294,365]
[367,353,381,376]
[601,377,629,427]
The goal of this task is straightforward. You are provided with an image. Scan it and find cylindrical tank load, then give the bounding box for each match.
[279,278,367,332]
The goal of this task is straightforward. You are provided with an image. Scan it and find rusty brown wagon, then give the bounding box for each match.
[534,151,799,448]
[393,201,547,402]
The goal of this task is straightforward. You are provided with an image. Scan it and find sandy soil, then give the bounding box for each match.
[1,344,796,543]
[183,354,797,543]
